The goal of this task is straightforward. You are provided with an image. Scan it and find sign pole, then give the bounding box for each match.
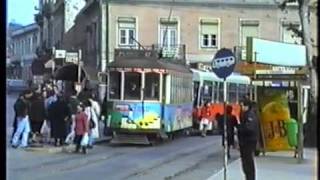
[211,48,236,180]
[223,78,228,180]
[77,49,82,84]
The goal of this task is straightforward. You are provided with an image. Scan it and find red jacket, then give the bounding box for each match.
[201,106,212,119]
[75,112,89,135]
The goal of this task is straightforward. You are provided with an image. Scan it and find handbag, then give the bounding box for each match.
[90,119,96,129]
[40,120,50,135]
[81,133,89,146]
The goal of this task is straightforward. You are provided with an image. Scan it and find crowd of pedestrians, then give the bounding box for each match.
[10,82,102,154]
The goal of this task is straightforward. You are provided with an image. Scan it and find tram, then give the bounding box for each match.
[105,57,193,144]
[191,68,252,133]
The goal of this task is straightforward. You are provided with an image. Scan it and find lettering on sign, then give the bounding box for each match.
[265,120,287,140]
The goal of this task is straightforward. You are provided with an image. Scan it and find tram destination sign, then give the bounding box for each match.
[211,48,236,79]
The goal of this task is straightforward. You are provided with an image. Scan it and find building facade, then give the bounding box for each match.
[105,0,318,69]
[11,24,40,81]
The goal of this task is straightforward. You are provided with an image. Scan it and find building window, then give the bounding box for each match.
[281,22,302,44]
[159,18,178,58]
[160,18,178,48]
[118,17,136,47]
[240,20,259,60]
[200,19,219,48]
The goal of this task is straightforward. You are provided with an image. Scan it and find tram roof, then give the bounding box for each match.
[108,57,191,73]
[191,69,251,84]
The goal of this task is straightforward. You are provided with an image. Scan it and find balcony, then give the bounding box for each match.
[114,44,186,65]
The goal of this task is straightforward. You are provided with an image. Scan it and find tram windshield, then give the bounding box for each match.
[124,72,141,100]
[110,71,121,99]
[145,72,160,100]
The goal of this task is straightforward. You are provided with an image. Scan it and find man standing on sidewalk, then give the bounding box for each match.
[237,100,258,180]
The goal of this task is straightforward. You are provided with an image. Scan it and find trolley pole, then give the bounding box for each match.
[223,78,228,180]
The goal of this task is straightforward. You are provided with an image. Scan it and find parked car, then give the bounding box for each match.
[6,79,28,93]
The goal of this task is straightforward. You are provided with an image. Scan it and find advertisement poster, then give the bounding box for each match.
[257,87,296,151]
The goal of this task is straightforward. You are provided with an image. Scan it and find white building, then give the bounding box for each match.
[11,23,40,81]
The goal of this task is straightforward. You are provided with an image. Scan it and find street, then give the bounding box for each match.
[6,94,239,180]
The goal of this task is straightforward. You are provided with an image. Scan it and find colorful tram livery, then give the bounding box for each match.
[191,69,252,132]
[106,57,193,144]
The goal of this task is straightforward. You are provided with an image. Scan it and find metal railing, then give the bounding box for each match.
[114,44,186,65]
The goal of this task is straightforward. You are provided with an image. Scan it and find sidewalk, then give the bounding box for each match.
[24,136,112,153]
[207,148,317,180]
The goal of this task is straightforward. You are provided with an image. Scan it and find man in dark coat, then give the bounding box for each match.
[237,100,258,180]
[29,92,46,139]
[48,94,70,146]
[218,105,238,158]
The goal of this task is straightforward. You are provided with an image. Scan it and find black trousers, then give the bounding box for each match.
[74,135,87,153]
[239,142,257,180]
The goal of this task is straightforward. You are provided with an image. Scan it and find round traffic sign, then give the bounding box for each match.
[211,48,236,79]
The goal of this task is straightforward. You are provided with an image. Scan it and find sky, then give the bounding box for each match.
[7,0,39,26]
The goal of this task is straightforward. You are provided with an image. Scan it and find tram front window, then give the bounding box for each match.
[109,71,121,99]
[124,72,141,100]
[145,73,160,100]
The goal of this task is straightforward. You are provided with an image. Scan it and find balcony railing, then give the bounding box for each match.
[114,44,186,65]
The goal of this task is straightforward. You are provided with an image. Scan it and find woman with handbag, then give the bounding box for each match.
[74,103,89,154]
[88,97,100,148]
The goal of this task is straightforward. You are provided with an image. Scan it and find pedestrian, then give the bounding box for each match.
[218,105,238,158]
[200,102,212,137]
[29,92,46,143]
[48,93,70,146]
[237,100,258,180]
[100,96,111,136]
[11,106,31,148]
[88,97,101,148]
[74,103,89,154]
[11,90,31,141]
[65,89,80,144]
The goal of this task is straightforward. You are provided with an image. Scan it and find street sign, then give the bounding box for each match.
[211,48,236,180]
[55,49,66,59]
[211,48,236,79]
[65,52,79,64]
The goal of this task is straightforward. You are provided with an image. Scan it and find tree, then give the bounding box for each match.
[278,0,317,147]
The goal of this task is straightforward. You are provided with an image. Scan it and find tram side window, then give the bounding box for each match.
[202,81,213,104]
[124,72,141,100]
[109,71,121,99]
[218,82,224,102]
[145,73,160,100]
[228,83,237,103]
[193,81,200,107]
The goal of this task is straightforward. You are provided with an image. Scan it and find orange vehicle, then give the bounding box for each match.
[191,69,253,133]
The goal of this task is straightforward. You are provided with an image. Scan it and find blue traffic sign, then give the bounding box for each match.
[211,48,236,79]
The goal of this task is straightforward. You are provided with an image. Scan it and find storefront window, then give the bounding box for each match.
[145,73,160,100]
[124,72,141,100]
[109,71,121,99]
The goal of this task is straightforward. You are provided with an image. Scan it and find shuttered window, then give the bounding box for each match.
[200,19,219,48]
[240,20,259,60]
[118,17,136,47]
